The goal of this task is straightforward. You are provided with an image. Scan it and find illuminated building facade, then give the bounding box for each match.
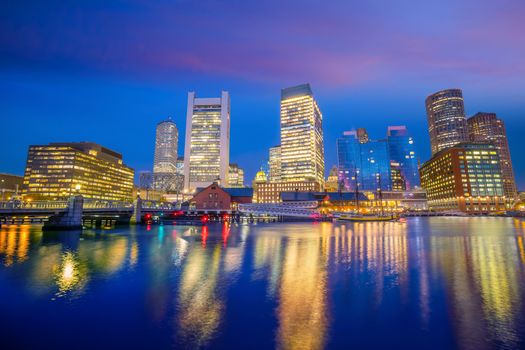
[269,145,282,183]
[22,142,134,201]
[419,143,505,213]
[280,84,324,186]
[387,126,420,190]
[467,112,517,198]
[228,163,245,188]
[338,127,420,192]
[425,89,469,155]
[336,130,391,192]
[0,173,23,201]
[253,181,321,203]
[153,117,178,174]
[184,91,230,192]
[324,166,339,192]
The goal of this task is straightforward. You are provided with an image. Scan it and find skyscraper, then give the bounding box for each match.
[425,89,469,155]
[467,112,517,198]
[387,126,420,190]
[280,84,324,185]
[153,117,178,174]
[336,130,391,192]
[184,91,230,192]
[268,145,282,183]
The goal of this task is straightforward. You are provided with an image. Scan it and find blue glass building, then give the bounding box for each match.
[336,131,391,192]
[387,126,420,190]
[337,126,420,192]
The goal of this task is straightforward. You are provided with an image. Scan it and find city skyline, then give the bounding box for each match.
[1,1,525,189]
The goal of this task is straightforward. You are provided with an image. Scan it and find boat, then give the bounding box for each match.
[339,214,399,222]
[337,171,399,222]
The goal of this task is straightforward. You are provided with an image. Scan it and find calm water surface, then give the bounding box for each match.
[1,218,525,349]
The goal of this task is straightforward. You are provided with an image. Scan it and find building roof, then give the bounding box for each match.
[223,187,253,197]
[194,184,253,198]
[281,83,312,100]
[280,191,368,202]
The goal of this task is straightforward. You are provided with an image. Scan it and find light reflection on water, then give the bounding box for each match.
[0,218,524,349]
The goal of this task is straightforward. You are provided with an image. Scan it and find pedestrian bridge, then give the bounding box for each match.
[0,198,176,214]
[238,201,320,218]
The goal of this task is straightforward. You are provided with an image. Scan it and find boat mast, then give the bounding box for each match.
[354,170,359,213]
[377,172,384,216]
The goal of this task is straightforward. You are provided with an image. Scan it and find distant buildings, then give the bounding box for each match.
[228,163,245,188]
[268,145,282,183]
[425,89,469,155]
[280,84,324,186]
[467,112,516,197]
[184,91,230,192]
[337,126,419,192]
[420,143,505,213]
[421,89,517,211]
[324,166,339,192]
[0,173,23,201]
[22,142,134,201]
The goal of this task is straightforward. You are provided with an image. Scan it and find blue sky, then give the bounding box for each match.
[1,0,524,189]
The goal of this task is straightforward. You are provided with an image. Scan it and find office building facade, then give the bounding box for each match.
[22,142,134,201]
[387,126,420,190]
[467,112,517,198]
[419,143,505,213]
[228,163,245,188]
[280,84,324,186]
[268,145,282,183]
[184,91,230,192]
[337,128,419,192]
[153,117,178,174]
[425,89,469,155]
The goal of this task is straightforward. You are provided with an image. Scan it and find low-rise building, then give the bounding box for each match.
[191,182,253,211]
[22,142,134,201]
[254,181,321,203]
[420,143,506,213]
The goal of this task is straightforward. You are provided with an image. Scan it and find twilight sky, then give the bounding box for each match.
[1,0,524,189]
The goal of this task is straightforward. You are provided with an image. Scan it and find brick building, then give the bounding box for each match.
[191,183,253,211]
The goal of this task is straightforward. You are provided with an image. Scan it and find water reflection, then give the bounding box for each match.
[0,218,525,349]
[53,250,88,298]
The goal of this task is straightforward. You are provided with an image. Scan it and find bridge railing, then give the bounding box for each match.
[0,200,69,210]
[0,198,179,212]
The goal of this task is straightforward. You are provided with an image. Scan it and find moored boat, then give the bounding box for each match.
[339,214,399,222]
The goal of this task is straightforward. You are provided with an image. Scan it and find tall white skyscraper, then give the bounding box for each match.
[280,84,325,186]
[183,91,230,192]
[153,117,178,174]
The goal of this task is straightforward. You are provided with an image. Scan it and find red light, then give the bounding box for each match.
[201,215,209,224]
[144,213,152,220]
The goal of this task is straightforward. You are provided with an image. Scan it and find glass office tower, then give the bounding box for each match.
[183,91,230,192]
[387,126,420,190]
[153,117,178,174]
[280,84,324,186]
[467,112,517,198]
[337,130,391,192]
[425,89,469,155]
